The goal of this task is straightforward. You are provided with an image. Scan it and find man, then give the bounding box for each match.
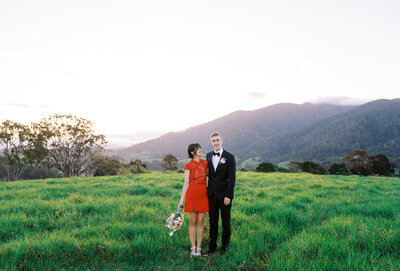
[206,132,236,255]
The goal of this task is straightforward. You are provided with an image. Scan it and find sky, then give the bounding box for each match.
[1,1,399,147]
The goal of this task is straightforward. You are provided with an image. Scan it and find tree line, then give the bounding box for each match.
[0,114,186,181]
[159,149,399,177]
[2,114,399,181]
[0,115,148,181]
[254,149,399,177]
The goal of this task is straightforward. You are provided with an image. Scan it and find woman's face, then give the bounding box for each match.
[194,147,203,158]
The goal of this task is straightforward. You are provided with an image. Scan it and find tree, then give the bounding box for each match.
[393,158,400,171]
[162,154,178,171]
[0,157,6,180]
[129,159,147,173]
[344,149,372,175]
[24,121,48,168]
[256,162,276,173]
[91,155,124,176]
[26,114,106,177]
[0,120,28,181]
[371,154,394,176]
[328,163,350,175]
[297,161,325,175]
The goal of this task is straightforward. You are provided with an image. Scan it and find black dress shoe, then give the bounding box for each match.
[204,249,216,256]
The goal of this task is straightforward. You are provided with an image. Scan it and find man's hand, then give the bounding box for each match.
[224,197,231,206]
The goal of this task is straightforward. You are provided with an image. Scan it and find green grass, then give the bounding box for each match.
[0,172,399,270]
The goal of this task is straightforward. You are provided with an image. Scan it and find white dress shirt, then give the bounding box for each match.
[212,148,223,172]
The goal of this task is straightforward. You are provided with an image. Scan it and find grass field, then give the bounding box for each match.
[0,172,399,270]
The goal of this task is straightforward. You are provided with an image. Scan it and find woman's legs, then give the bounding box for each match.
[189,212,198,249]
[196,213,205,249]
[189,212,206,255]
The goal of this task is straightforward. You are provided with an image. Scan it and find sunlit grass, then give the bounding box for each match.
[0,172,399,270]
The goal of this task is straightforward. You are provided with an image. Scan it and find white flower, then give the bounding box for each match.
[165,211,184,236]
[220,158,226,164]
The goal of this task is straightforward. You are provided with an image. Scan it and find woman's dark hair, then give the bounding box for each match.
[188,143,201,158]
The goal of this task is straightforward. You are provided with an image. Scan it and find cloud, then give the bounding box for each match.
[64,72,81,78]
[0,51,35,60]
[105,130,167,149]
[3,104,48,109]
[307,96,373,106]
[292,54,321,73]
[244,92,267,101]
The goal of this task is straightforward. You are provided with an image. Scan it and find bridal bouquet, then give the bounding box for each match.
[165,204,184,236]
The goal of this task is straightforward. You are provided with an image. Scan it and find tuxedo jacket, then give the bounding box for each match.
[206,150,236,200]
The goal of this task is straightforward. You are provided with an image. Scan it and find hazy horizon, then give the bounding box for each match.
[1,1,399,138]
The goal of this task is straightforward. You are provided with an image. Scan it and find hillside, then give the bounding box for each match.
[242,99,400,162]
[118,103,354,160]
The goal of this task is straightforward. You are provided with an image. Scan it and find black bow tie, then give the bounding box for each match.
[213,151,220,157]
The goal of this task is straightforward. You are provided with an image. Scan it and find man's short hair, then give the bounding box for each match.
[210,132,223,139]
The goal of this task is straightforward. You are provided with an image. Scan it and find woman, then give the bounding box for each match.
[179,143,209,256]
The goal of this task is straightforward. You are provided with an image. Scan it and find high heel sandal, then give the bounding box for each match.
[195,247,201,256]
[190,247,196,256]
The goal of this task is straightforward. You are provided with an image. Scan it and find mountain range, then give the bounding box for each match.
[117,99,400,168]
[245,99,400,163]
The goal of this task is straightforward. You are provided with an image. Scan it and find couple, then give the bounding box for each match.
[178,132,236,256]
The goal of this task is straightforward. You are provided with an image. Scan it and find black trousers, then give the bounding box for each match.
[208,195,232,250]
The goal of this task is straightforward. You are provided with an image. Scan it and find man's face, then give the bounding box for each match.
[210,135,223,151]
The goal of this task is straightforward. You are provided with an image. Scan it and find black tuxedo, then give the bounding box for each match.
[207,149,236,251]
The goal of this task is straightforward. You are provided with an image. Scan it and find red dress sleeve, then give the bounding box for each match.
[184,161,192,171]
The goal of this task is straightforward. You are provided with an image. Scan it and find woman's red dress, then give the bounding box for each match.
[184,159,209,213]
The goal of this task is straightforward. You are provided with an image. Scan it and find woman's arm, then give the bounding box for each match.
[178,170,190,206]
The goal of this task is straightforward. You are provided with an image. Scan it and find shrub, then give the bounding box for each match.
[296,161,325,175]
[129,160,147,173]
[371,154,394,176]
[328,163,350,175]
[92,155,124,176]
[256,162,276,173]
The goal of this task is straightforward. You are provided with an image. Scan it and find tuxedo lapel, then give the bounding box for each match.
[207,153,214,174]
